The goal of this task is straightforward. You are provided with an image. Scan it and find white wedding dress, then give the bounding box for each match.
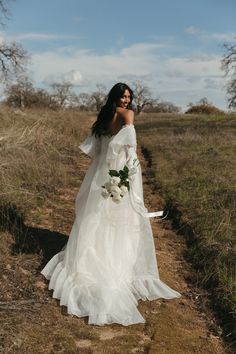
[40,124,181,326]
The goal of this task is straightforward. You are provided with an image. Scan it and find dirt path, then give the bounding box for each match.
[1,146,230,353]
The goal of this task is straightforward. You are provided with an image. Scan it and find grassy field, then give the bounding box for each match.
[0,107,100,353]
[0,107,235,351]
[136,112,236,342]
[0,107,94,214]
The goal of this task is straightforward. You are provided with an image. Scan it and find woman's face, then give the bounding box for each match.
[117,89,131,109]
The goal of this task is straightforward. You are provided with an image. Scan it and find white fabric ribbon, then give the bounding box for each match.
[129,176,167,219]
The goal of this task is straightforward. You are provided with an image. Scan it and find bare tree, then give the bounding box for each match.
[132,80,155,114]
[76,92,94,111]
[0,0,9,26]
[50,81,74,109]
[145,100,181,113]
[197,97,211,106]
[221,41,236,110]
[90,84,107,112]
[0,42,29,80]
[226,79,236,110]
[4,74,52,108]
[0,0,29,81]
[4,74,32,108]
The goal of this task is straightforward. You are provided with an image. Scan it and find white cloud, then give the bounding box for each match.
[202,32,236,42]
[117,73,153,82]
[184,27,236,43]
[0,31,6,43]
[204,77,221,90]
[120,42,168,56]
[186,53,215,62]
[31,42,162,84]
[0,26,229,110]
[44,70,84,86]
[15,33,82,41]
[164,55,222,78]
[24,40,228,110]
[64,70,83,85]
[184,26,201,35]
[0,32,82,42]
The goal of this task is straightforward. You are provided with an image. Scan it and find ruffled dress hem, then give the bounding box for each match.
[40,250,181,326]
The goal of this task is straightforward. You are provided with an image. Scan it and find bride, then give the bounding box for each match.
[40,82,181,326]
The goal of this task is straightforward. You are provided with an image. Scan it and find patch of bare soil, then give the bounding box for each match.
[0,147,231,354]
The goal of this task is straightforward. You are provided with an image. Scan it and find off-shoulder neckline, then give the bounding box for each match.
[102,124,134,140]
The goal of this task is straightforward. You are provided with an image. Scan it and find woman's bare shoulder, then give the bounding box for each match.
[116,107,134,125]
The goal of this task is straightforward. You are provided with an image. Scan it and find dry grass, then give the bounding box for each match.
[0,107,232,353]
[0,107,94,215]
[136,112,236,343]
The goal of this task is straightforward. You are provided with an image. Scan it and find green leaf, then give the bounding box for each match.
[123,165,129,173]
[109,169,119,177]
[123,180,130,191]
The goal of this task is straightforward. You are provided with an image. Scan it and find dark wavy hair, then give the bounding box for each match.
[91,82,133,137]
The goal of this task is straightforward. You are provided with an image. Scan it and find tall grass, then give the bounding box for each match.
[136,112,236,342]
[0,107,94,216]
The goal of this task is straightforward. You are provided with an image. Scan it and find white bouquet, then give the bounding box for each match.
[101,158,139,203]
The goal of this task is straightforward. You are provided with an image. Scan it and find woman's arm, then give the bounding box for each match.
[116,107,134,126]
[122,109,134,125]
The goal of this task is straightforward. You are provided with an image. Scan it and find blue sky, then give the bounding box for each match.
[1,0,236,110]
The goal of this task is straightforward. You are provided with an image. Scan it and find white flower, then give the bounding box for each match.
[110,185,122,194]
[101,189,110,199]
[104,181,112,191]
[101,165,132,203]
[120,185,128,195]
[110,176,121,185]
[112,194,122,203]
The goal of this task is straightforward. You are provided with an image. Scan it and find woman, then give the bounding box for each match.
[40,82,181,326]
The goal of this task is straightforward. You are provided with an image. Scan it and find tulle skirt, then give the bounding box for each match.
[41,186,181,326]
[41,137,181,326]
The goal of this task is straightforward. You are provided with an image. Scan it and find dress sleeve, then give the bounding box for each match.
[106,124,137,168]
[127,150,164,219]
[125,144,139,174]
[79,134,100,158]
[106,125,164,219]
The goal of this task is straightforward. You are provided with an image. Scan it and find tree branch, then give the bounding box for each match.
[221,40,236,110]
[0,41,30,81]
[0,0,13,26]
